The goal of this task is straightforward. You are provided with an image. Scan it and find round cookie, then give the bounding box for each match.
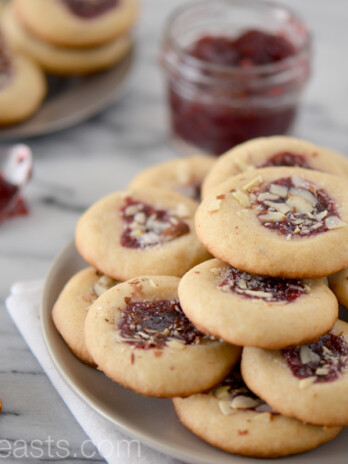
[2,5,132,75]
[13,0,139,48]
[202,136,348,198]
[178,259,338,349]
[84,276,241,397]
[242,320,348,426]
[129,155,216,203]
[196,167,348,278]
[328,268,348,310]
[76,188,211,281]
[0,36,46,125]
[52,267,119,366]
[173,368,342,458]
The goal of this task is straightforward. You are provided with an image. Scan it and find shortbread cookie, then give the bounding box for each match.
[196,167,348,278]
[2,5,132,75]
[328,268,348,310]
[52,267,118,365]
[76,188,211,280]
[0,35,46,125]
[129,155,215,202]
[84,276,241,397]
[173,368,342,458]
[202,136,348,198]
[13,0,139,48]
[179,259,338,349]
[242,320,348,426]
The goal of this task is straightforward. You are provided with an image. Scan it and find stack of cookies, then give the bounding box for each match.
[2,0,139,75]
[53,137,348,458]
[0,31,46,125]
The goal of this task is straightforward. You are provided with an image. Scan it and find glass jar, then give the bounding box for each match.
[160,0,311,156]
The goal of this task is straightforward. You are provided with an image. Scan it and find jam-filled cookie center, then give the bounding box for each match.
[258,152,311,169]
[218,266,306,303]
[255,176,342,237]
[61,0,119,18]
[118,298,205,349]
[283,334,348,383]
[120,197,190,249]
[213,371,274,415]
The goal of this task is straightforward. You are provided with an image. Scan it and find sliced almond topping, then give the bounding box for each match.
[208,198,222,213]
[243,289,271,298]
[232,190,250,207]
[93,275,118,297]
[257,192,280,202]
[325,216,346,230]
[148,279,157,288]
[286,195,313,214]
[299,376,316,389]
[259,211,286,222]
[316,210,328,221]
[218,400,234,416]
[269,184,288,198]
[214,386,232,400]
[130,229,143,237]
[300,346,321,365]
[242,176,263,192]
[134,212,146,224]
[316,367,330,376]
[231,395,262,410]
[166,339,185,350]
[291,175,309,189]
[289,187,317,206]
[264,201,291,215]
[125,204,142,216]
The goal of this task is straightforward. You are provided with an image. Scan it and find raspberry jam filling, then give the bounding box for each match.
[255,176,342,238]
[120,197,190,249]
[118,298,206,349]
[189,30,295,67]
[258,152,311,169]
[62,0,119,18]
[283,334,348,383]
[213,370,274,415]
[218,266,306,303]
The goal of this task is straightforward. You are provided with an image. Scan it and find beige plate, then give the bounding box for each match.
[0,48,134,140]
[41,240,348,464]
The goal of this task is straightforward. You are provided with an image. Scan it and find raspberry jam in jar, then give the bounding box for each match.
[161,0,311,156]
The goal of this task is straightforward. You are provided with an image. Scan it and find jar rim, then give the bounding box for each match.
[163,0,312,76]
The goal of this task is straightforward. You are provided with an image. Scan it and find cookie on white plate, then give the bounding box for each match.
[179,258,338,349]
[202,136,348,198]
[173,366,342,458]
[53,267,119,366]
[84,276,241,397]
[242,320,348,426]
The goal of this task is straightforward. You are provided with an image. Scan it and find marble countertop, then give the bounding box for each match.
[1,0,348,462]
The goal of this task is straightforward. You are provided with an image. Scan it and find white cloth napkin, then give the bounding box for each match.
[6,281,182,464]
